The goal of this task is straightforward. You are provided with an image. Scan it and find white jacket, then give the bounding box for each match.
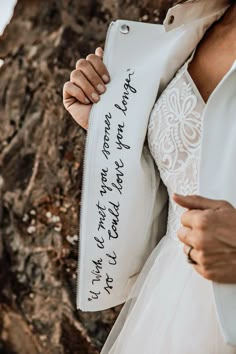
[76,0,236,346]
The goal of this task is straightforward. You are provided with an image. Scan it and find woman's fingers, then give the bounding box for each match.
[63,81,92,130]
[70,69,101,103]
[63,81,90,105]
[86,51,110,83]
[75,58,107,97]
[63,46,110,131]
[70,47,109,104]
[95,46,104,59]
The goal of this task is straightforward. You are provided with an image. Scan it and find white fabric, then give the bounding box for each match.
[100,57,236,353]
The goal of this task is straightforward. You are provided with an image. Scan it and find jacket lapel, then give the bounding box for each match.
[198,61,236,346]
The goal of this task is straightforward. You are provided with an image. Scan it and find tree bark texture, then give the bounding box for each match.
[0,0,174,353]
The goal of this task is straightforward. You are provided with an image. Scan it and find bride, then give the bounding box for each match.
[63,0,236,352]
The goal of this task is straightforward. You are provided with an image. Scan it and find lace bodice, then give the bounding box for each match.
[148,61,205,241]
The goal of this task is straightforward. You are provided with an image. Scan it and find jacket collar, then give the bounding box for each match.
[163,0,231,31]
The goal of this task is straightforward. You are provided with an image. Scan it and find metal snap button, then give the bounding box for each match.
[168,15,175,25]
[120,24,130,34]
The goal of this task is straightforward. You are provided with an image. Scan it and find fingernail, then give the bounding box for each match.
[97,84,106,93]
[91,92,100,102]
[84,97,90,104]
[102,74,110,83]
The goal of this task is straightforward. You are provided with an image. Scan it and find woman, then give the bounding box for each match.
[63,0,236,352]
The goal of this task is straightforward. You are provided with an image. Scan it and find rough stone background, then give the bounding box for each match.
[0,0,174,353]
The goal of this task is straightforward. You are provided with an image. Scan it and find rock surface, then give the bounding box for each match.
[0,0,174,353]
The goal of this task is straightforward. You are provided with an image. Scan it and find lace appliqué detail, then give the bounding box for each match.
[148,65,205,240]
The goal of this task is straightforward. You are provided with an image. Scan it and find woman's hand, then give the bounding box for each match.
[173,193,236,283]
[63,47,110,130]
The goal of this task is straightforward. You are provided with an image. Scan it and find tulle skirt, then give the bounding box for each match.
[101,235,236,354]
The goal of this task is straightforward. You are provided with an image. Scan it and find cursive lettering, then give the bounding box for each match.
[100,167,112,197]
[102,112,112,160]
[114,71,137,116]
[104,273,113,294]
[108,201,120,240]
[91,258,103,285]
[111,159,124,195]
[106,251,117,266]
[94,235,105,249]
[116,122,130,150]
[96,200,106,231]
[88,290,101,301]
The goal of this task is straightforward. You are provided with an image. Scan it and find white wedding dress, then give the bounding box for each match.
[100,55,236,354]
